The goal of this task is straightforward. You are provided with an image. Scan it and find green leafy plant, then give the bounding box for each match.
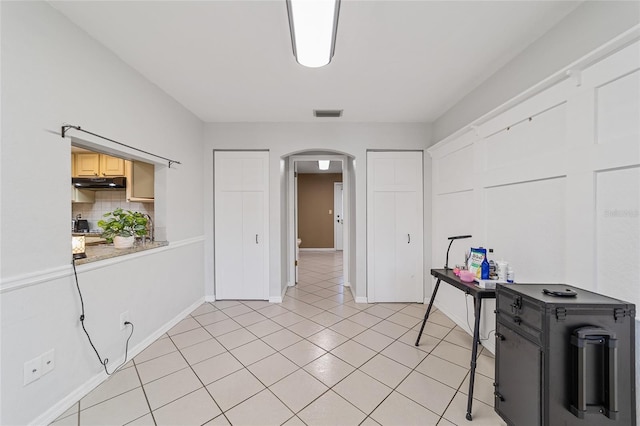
[98,208,148,243]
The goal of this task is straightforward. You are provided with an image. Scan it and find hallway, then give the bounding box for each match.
[52,251,504,425]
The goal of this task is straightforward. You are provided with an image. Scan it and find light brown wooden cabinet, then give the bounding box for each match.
[125,160,154,202]
[73,153,125,177]
[99,155,126,176]
[74,153,100,177]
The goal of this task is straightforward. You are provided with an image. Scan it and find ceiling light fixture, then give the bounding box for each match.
[286,0,341,68]
[318,160,330,170]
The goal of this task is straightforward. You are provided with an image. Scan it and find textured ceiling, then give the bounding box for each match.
[51,1,581,123]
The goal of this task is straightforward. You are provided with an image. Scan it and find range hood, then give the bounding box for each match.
[72,176,126,190]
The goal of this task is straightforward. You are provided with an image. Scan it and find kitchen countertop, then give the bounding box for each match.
[72,232,102,236]
[81,236,108,245]
[74,240,169,265]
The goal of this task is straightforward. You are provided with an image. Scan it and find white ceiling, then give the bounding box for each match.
[50,1,581,123]
[296,160,343,174]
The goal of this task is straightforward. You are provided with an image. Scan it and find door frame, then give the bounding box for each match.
[287,154,350,287]
[334,182,344,251]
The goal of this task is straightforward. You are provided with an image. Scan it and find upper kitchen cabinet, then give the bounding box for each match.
[73,153,125,177]
[125,160,154,202]
[73,153,100,176]
[99,154,126,176]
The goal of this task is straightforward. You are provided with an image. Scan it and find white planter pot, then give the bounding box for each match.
[113,235,135,249]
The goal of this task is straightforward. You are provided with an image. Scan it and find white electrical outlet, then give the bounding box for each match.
[120,311,130,330]
[24,356,42,386]
[42,349,55,375]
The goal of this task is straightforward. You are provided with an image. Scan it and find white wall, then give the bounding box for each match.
[428,36,640,366]
[0,2,205,424]
[203,123,432,303]
[433,1,640,142]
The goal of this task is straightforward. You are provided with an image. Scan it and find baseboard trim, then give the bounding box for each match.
[345,283,355,300]
[299,248,335,252]
[355,296,368,304]
[32,296,205,426]
[269,284,288,303]
[205,295,216,302]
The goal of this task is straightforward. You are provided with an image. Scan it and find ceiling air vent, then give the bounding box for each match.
[314,109,343,118]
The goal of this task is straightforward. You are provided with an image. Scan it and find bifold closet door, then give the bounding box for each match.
[367,151,423,302]
[215,151,269,300]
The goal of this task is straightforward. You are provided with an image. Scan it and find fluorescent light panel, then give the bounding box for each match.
[318,160,330,170]
[287,0,340,68]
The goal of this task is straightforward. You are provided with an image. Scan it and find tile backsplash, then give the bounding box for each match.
[72,191,154,232]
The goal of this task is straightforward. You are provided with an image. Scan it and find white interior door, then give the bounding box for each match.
[215,191,243,299]
[215,151,269,300]
[334,182,344,251]
[372,191,396,299]
[394,191,421,299]
[241,191,265,297]
[367,151,423,302]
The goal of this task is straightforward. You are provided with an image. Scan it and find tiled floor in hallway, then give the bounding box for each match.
[52,251,505,426]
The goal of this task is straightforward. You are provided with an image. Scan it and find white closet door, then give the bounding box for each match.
[215,151,269,300]
[216,191,244,299]
[368,151,423,302]
[241,191,265,298]
[372,191,396,300]
[394,191,421,299]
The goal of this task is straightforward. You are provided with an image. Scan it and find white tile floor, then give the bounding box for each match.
[52,251,506,426]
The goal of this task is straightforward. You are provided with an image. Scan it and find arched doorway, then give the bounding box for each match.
[284,151,354,294]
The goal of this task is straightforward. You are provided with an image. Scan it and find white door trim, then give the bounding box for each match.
[287,154,350,288]
[294,173,299,284]
[334,182,344,251]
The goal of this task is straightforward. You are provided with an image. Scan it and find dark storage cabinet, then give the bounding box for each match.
[494,284,636,426]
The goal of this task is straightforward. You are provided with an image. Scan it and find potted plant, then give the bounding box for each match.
[98,208,148,249]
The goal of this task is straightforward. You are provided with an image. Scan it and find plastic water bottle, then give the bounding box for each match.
[481,256,490,280]
[507,267,514,283]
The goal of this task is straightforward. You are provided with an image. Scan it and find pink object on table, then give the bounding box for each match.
[459,270,476,283]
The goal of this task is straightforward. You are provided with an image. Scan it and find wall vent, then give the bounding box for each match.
[314,109,343,118]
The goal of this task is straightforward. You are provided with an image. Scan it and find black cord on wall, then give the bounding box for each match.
[464,293,495,343]
[72,258,134,376]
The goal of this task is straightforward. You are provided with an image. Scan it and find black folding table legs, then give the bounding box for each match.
[465,297,482,420]
[415,278,441,346]
[415,277,482,421]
